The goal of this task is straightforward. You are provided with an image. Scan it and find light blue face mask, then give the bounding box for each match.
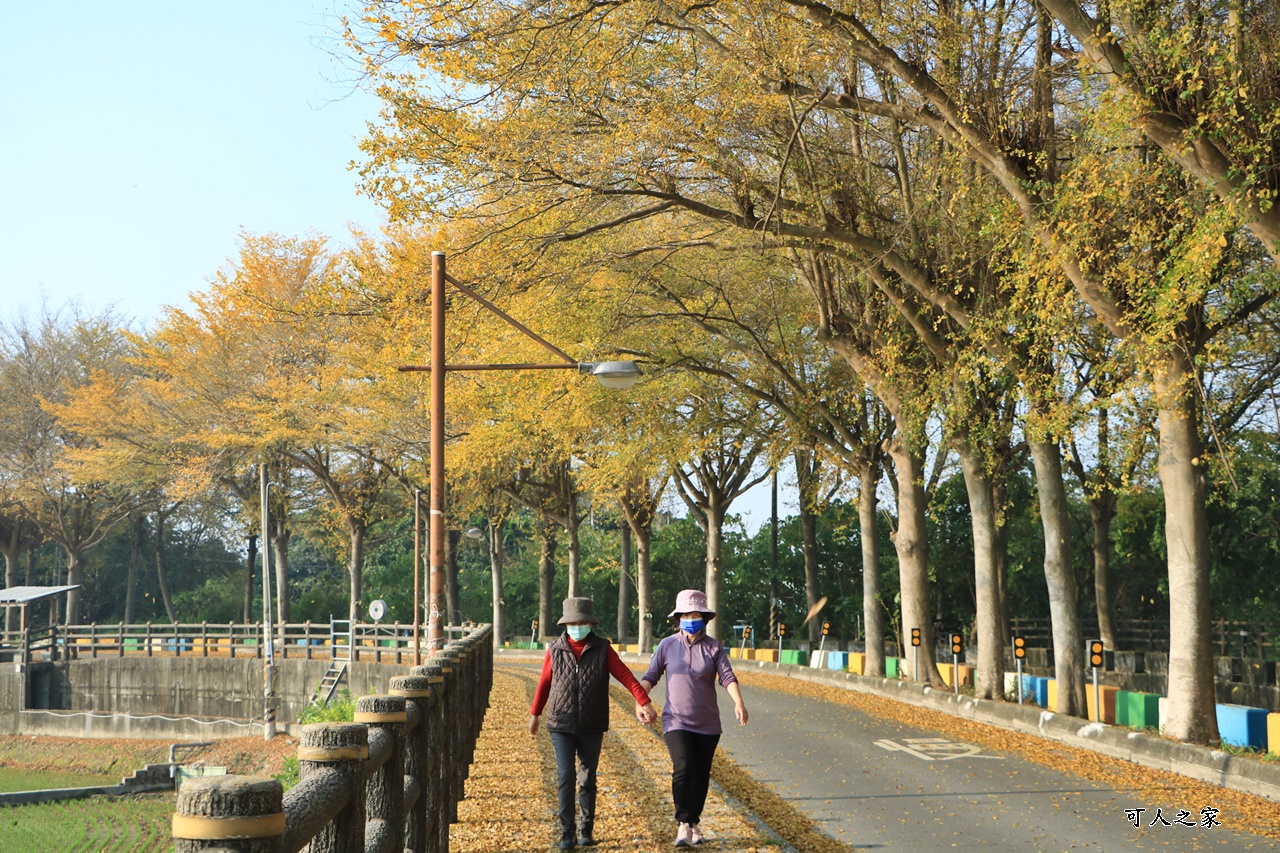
[680,617,705,635]
[566,624,592,641]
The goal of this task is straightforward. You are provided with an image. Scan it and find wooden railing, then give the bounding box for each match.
[5,621,477,665]
[172,624,492,852]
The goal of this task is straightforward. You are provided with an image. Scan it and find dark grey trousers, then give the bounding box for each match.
[549,730,604,839]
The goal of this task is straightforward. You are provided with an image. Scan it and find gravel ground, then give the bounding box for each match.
[0,733,297,780]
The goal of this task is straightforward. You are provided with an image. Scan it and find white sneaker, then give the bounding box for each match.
[674,822,692,847]
[689,823,703,844]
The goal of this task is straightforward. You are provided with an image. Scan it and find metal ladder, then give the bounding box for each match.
[310,619,351,706]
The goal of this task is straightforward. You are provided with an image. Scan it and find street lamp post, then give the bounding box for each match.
[400,251,641,652]
[413,488,422,665]
[258,464,276,740]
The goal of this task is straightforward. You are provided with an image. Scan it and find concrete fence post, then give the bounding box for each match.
[293,722,368,853]
[356,694,406,853]
[410,662,447,853]
[391,674,433,853]
[432,650,462,823]
[172,775,284,853]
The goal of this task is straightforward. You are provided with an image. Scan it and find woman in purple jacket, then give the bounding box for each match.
[641,589,749,847]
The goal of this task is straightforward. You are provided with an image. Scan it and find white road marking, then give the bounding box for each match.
[873,737,1006,760]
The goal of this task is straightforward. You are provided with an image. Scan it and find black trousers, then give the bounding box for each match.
[663,729,720,825]
[549,730,604,838]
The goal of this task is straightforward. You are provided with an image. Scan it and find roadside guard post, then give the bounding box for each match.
[911,628,921,682]
[1013,635,1026,705]
[777,622,787,657]
[819,621,829,655]
[1089,639,1105,721]
[951,633,963,694]
[738,625,752,659]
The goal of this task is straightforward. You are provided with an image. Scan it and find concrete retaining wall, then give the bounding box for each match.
[0,656,416,739]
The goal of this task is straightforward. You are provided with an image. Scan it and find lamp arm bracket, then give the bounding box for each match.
[444,273,578,366]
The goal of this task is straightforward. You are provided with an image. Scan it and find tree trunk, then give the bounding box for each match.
[632,524,654,652]
[886,437,941,684]
[858,460,885,678]
[1090,495,1119,649]
[272,520,291,627]
[154,512,176,623]
[124,514,144,625]
[992,477,1010,645]
[565,514,581,598]
[2,551,16,633]
[1030,439,1086,717]
[445,529,460,625]
[489,519,505,654]
[1092,404,1119,649]
[244,535,257,625]
[25,547,34,586]
[799,502,822,646]
[618,525,632,642]
[957,443,1004,699]
[65,548,83,625]
[704,502,727,641]
[538,525,557,642]
[346,521,365,623]
[1154,353,1217,744]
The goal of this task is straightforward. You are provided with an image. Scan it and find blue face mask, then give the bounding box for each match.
[566,625,592,641]
[680,617,705,635]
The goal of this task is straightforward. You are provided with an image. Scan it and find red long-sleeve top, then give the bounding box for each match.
[531,635,652,715]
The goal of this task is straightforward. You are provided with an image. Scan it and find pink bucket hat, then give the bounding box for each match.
[667,589,716,620]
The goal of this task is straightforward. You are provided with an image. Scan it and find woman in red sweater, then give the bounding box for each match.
[530,597,655,850]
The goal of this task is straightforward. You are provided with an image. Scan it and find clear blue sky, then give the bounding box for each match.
[1,1,386,327]
[0,1,796,531]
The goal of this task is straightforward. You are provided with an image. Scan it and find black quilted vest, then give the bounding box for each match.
[546,632,611,734]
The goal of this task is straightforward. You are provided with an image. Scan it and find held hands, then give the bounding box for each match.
[528,714,540,737]
[635,701,656,725]
[734,703,749,726]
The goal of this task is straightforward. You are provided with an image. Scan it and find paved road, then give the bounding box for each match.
[642,675,1272,852]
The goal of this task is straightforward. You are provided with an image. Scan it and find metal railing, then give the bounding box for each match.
[1007,617,1278,659]
[2,621,478,666]
[172,624,492,853]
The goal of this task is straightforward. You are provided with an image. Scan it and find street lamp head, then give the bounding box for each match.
[581,360,642,390]
[465,527,485,540]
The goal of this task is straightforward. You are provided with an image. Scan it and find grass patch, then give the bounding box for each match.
[0,769,119,793]
[0,794,173,852]
[1216,742,1280,763]
[298,689,356,724]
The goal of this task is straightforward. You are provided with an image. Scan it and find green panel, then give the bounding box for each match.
[1115,690,1133,727]
[885,657,899,678]
[1126,692,1161,729]
[779,650,804,666]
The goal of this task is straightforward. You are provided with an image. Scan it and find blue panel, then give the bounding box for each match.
[1216,704,1268,749]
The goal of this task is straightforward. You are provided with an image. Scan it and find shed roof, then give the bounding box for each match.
[0,585,80,605]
